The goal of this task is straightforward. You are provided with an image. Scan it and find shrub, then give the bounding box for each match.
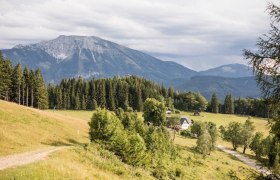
[180,129,192,137]
[191,121,205,137]
[174,109,180,114]
[125,133,150,167]
[196,127,212,157]
[88,108,123,143]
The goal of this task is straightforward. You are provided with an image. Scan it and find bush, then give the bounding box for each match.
[191,121,205,137]
[88,108,123,143]
[125,133,150,167]
[196,127,212,157]
[180,129,192,137]
[166,116,180,128]
[174,109,180,114]
[143,98,166,126]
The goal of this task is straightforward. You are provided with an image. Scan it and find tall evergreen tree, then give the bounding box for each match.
[29,70,35,107]
[22,67,30,106]
[210,93,219,113]
[224,94,234,114]
[96,80,106,108]
[11,64,22,104]
[106,80,116,110]
[34,69,48,109]
[0,52,12,101]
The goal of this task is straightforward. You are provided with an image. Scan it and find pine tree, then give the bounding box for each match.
[29,70,35,107]
[96,80,106,108]
[22,67,29,106]
[106,80,116,110]
[168,87,174,99]
[224,94,234,114]
[11,64,22,104]
[135,87,143,111]
[34,69,48,109]
[210,93,219,113]
[0,52,12,101]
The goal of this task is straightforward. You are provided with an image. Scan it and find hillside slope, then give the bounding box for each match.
[0,100,89,156]
[0,101,262,179]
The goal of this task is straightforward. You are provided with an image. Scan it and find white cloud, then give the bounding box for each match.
[0,0,277,70]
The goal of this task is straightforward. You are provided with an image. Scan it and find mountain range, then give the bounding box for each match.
[1,35,260,99]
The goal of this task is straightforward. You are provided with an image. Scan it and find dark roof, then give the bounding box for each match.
[180,116,192,125]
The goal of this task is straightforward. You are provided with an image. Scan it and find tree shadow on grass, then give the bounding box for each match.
[41,138,86,147]
[41,140,72,146]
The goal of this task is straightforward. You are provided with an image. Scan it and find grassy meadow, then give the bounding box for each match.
[0,101,269,179]
[0,100,89,156]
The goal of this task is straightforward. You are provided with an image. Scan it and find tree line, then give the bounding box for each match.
[0,52,48,109]
[207,93,273,118]
[47,75,176,111]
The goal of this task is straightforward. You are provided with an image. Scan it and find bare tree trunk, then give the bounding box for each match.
[31,87,34,107]
[18,84,21,105]
[22,85,25,106]
[26,86,29,106]
[243,146,246,154]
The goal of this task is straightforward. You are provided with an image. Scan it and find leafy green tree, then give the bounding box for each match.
[125,133,150,166]
[224,94,234,114]
[250,132,264,159]
[220,122,243,150]
[241,118,255,154]
[191,121,204,137]
[195,93,208,111]
[210,93,219,113]
[196,126,212,157]
[143,98,166,126]
[88,108,123,142]
[207,122,218,151]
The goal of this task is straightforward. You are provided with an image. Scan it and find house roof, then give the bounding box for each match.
[180,116,192,125]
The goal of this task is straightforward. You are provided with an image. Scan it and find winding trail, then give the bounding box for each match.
[217,144,272,176]
[0,146,66,171]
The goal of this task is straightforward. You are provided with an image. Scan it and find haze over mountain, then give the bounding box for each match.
[173,76,260,100]
[1,35,259,99]
[199,64,253,78]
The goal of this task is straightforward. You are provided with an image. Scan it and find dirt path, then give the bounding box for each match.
[0,146,66,171]
[217,144,272,176]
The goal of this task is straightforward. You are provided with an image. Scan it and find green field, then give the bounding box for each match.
[0,101,269,179]
[180,111,270,135]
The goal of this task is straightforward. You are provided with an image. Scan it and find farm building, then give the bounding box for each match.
[180,116,192,130]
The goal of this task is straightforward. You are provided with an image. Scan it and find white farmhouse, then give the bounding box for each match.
[180,116,192,130]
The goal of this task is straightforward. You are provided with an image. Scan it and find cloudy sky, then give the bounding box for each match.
[0,0,277,70]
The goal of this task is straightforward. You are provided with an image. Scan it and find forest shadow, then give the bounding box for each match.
[41,138,86,147]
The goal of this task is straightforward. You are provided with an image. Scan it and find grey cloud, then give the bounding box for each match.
[0,0,277,70]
